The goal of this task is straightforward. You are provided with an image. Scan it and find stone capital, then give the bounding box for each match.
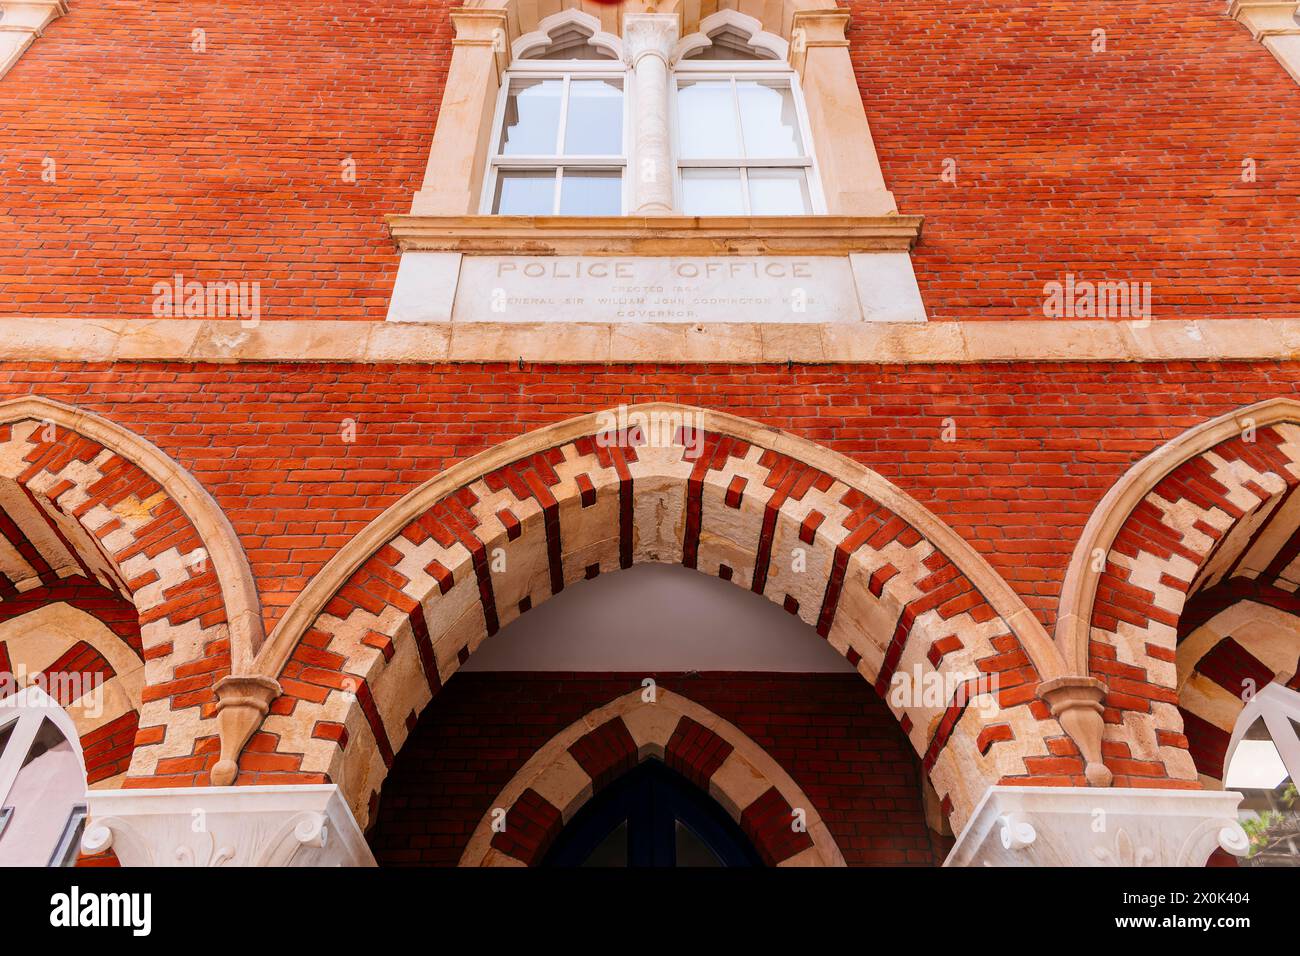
[82,784,375,867]
[621,13,679,67]
[791,9,852,48]
[945,786,1249,867]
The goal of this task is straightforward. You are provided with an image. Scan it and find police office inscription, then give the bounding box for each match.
[452,256,865,324]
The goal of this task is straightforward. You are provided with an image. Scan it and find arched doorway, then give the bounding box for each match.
[252,403,1073,842]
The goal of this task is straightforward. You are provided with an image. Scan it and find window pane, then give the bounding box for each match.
[674,820,723,867]
[493,169,556,215]
[581,820,628,867]
[499,78,563,155]
[681,168,744,215]
[747,167,811,215]
[563,79,623,155]
[1229,715,1300,867]
[737,81,804,158]
[559,169,622,216]
[677,80,740,158]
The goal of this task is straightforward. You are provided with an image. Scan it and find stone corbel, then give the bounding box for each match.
[210,674,281,786]
[0,1,69,80]
[82,784,376,867]
[1039,675,1113,787]
[1229,1,1300,85]
[945,786,1250,867]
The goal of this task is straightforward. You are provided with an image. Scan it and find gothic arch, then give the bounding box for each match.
[0,396,265,785]
[253,403,1072,833]
[458,688,846,867]
[1056,398,1300,788]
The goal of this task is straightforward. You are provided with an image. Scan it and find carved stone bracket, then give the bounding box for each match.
[945,786,1250,867]
[82,784,375,867]
[1039,675,1112,787]
[211,674,282,785]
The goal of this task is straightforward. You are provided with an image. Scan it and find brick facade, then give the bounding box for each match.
[3,0,1299,868]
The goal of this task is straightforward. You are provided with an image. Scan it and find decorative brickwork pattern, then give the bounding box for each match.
[464,689,830,867]
[0,407,249,784]
[1086,420,1300,786]
[3,2,1300,320]
[260,407,1066,832]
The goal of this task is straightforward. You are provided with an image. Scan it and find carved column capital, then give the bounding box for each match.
[82,784,375,867]
[946,786,1249,867]
[621,13,679,68]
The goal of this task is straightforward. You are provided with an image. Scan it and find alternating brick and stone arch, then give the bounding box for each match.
[459,688,846,867]
[250,403,1078,835]
[0,396,266,788]
[1057,397,1300,790]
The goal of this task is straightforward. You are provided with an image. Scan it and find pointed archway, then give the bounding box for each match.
[0,396,265,786]
[243,404,1075,834]
[1057,398,1300,788]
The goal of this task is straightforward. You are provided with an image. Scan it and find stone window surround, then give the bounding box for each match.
[479,9,828,217]
[0,0,67,79]
[1229,0,1300,84]
[409,2,898,220]
[386,4,929,333]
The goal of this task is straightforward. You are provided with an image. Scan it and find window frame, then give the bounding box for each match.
[671,59,827,216]
[480,60,631,216]
[1226,682,1300,790]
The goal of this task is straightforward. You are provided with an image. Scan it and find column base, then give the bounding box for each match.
[81,784,375,867]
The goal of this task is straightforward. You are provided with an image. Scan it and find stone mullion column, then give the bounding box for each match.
[621,14,679,215]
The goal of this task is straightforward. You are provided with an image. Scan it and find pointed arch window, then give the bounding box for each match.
[0,685,87,867]
[1224,683,1300,866]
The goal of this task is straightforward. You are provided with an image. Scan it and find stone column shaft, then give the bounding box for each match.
[622,14,679,215]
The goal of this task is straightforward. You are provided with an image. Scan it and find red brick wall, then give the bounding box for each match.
[2,0,1297,321]
[3,360,1298,630]
[366,672,951,866]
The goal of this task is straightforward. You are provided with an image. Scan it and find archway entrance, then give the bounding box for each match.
[256,403,1071,843]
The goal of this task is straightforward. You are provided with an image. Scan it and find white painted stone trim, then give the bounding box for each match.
[945,785,1249,866]
[1229,0,1300,84]
[0,0,66,80]
[81,784,376,867]
[674,10,790,63]
[512,8,621,61]
[3,316,1300,364]
[384,248,928,325]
